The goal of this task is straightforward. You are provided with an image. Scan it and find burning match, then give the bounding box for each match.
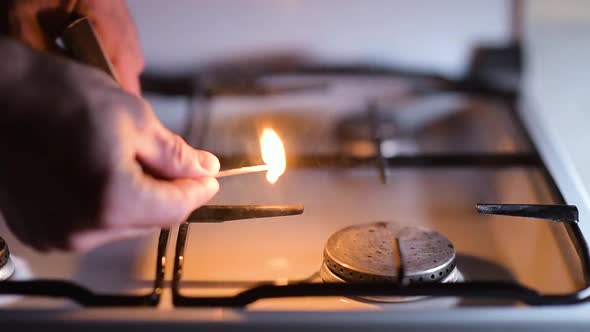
[215,128,286,183]
[216,164,270,178]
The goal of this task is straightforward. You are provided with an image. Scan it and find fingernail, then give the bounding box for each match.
[198,151,220,175]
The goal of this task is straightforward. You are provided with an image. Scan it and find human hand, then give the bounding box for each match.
[0,39,219,251]
[1,0,143,95]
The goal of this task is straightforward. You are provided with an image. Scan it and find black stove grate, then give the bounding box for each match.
[1,73,589,308]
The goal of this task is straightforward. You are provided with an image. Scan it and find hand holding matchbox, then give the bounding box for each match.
[215,128,286,183]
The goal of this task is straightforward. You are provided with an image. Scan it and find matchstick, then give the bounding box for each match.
[215,165,270,178]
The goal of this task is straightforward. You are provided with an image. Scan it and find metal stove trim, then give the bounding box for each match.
[0,229,170,307]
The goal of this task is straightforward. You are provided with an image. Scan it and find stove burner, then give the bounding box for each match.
[321,222,458,286]
[0,237,14,281]
[336,107,418,158]
[336,113,399,142]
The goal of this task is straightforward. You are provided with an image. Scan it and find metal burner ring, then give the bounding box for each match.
[323,222,456,285]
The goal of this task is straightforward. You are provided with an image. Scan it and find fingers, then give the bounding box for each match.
[108,29,144,95]
[76,0,145,95]
[127,175,219,228]
[4,0,75,51]
[113,59,142,96]
[137,125,220,180]
[109,27,144,95]
[6,5,51,51]
[5,0,146,96]
[112,96,219,181]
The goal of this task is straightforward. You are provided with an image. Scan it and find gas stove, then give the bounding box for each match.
[0,64,589,326]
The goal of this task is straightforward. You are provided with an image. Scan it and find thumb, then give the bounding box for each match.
[137,125,220,179]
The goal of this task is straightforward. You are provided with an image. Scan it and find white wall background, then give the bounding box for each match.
[128,0,511,78]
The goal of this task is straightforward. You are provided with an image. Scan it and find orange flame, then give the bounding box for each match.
[260,128,286,184]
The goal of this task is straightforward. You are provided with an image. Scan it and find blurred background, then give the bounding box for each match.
[128,0,511,78]
[126,0,590,162]
[127,0,520,137]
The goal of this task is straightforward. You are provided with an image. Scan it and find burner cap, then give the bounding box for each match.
[323,222,456,284]
[336,113,419,158]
